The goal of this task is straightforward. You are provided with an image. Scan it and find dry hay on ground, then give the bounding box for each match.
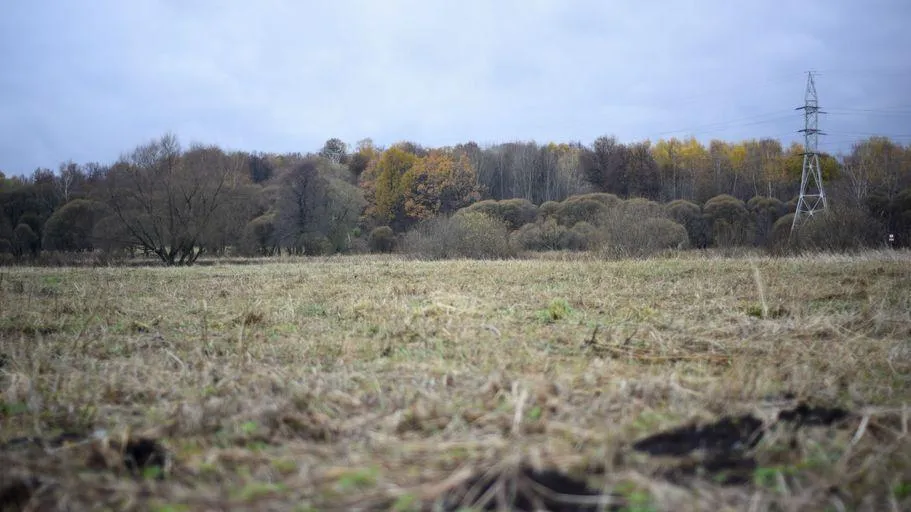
[1,252,910,510]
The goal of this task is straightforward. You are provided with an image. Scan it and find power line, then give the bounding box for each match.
[646,110,795,139]
[627,67,910,143]
[827,109,911,117]
[652,74,798,108]
[812,67,911,77]
[824,131,911,137]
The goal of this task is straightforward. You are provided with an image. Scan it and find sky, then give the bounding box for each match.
[1,0,910,175]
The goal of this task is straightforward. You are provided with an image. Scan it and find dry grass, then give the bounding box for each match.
[1,252,910,511]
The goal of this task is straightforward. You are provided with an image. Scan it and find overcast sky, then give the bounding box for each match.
[1,0,909,175]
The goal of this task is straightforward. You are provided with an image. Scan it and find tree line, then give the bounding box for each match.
[1,133,909,264]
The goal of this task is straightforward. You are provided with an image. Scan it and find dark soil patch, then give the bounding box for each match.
[0,476,41,511]
[2,433,167,479]
[777,403,851,426]
[633,403,856,488]
[442,465,612,512]
[665,454,758,486]
[0,324,62,337]
[632,414,764,457]
[120,438,168,476]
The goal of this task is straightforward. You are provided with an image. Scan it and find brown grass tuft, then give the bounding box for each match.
[1,251,910,510]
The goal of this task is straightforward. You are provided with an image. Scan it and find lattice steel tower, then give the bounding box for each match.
[792,71,828,232]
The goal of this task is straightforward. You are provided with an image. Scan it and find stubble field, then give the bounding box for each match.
[1,252,910,511]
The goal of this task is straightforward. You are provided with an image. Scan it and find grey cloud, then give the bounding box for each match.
[1,0,909,174]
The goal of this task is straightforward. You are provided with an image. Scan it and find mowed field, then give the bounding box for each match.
[1,253,910,511]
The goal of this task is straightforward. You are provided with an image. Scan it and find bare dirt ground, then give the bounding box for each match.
[1,252,910,511]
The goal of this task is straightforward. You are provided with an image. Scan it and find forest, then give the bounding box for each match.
[1,133,909,265]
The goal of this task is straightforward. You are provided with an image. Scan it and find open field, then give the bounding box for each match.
[2,252,910,511]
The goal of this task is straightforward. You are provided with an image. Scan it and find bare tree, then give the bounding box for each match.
[100,134,244,265]
[580,136,629,195]
[55,160,85,203]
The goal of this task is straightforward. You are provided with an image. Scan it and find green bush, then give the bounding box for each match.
[368,226,396,253]
[12,223,38,258]
[42,199,107,252]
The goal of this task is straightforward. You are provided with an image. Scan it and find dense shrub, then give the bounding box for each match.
[368,226,397,253]
[747,196,786,247]
[621,197,664,219]
[598,200,686,258]
[511,219,568,251]
[403,212,515,259]
[665,199,700,222]
[346,236,369,254]
[601,215,688,258]
[704,194,751,247]
[299,235,334,256]
[769,206,886,254]
[795,205,885,252]
[42,199,106,252]
[644,217,689,250]
[866,186,911,247]
[91,215,135,256]
[537,201,561,221]
[768,214,796,255]
[666,199,710,248]
[240,214,278,256]
[459,198,537,230]
[550,193,621,226]
[783,197,799,216]
[897,187,911,246]
[553,198,609,227]
[12,223,38,258]
[565,221,601,251]
[17,213,43,238]
[572,192,622,207]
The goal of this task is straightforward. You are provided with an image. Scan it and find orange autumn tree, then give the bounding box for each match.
[402,149,482,223]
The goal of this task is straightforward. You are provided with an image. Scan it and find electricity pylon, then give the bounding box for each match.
[792,71,828,232]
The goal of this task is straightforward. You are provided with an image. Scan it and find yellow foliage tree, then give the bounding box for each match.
[679,137,710,200]
[370,146,418,226]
